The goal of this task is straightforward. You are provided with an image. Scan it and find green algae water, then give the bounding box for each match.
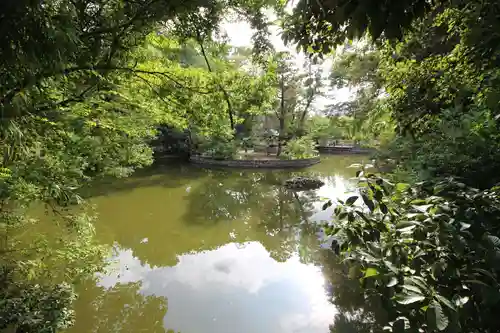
[66,155,369,333]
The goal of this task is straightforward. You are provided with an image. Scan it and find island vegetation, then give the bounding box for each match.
[1,0,500,332]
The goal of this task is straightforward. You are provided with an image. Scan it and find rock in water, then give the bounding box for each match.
[283,177,325,190]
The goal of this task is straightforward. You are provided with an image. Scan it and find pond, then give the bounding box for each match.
[65,155,372,333]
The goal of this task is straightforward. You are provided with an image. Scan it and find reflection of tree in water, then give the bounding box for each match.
[69,280,171,333]
[183,165,388,332]
[314,250,388,333]
[183,170,267,224]
[184,169,322,263]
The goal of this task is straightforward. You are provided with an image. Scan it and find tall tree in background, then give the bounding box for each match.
[295,57,323,136]
[272,51,299,155]
[268,51,323,155]
[326,41,393,144]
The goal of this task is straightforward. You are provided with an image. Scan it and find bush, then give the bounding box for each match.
[0,276,76,333]
[200,139,237,160]
[239,137,255,152]
[381,110,500,189]
[281,137,319,160]
[324,170,500,333]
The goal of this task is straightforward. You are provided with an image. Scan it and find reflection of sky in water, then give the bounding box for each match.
[309,174,359,224]
[68,155,368,333]
[98,242,337,333]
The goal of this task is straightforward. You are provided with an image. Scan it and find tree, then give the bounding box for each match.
[326,42,393,145]
[271,51,299,155]
[295,57,324,136]
[267,51,323,155]
[284,2,500,332]
[328,172,500,333]
[281,0,437,54]
[0,1,280,331]
[282,1,500,332]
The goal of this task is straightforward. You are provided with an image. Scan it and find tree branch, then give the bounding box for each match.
[80,0,162,37]
[107,66,218,94]
[36,84,97,112]
[133,73,187,110]
[1,64,218,106]
[196,33,235,129]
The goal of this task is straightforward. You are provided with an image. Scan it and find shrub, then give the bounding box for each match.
[379,110,500,190]
[281,137,319,160]
[239,137,255,152]
[0,276,76,333]
[200,139,237,160]
[324,169,500,333]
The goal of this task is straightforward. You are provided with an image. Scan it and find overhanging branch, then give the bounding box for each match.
[1,64,219,106]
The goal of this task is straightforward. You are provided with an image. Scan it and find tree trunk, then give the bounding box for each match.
[197,34,235,130]
[277,75,286,157]
[298,96,313,137]
[277,117,285,157]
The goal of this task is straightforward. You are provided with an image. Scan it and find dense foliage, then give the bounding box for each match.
[285,0,500,187]
[286,0,500,331]
[281,137,318,160]
[326,171,500,333]
[5,0,500,331]
[0,0,281,331]
[327,42,394,146]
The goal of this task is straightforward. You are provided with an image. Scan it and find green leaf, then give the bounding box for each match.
[435,294,455,311]
[384,260,399,274]
[322,200,332,211]
[405,276,428,290]
[356,210,371,223]
[387,277,398,287]
[396,221,421,229]
[402,284,423,294]
[427,301,449,331]
[326,227,340,236]
[459,222,471,231]
[487,235,500,247]
[396,183,410,191]
[346,195,358,206]
[452,295,469,307]
[364,267,379,278]
[464,279,490,287]
[398,225,416,233]
[472,268,496,281]
[410,199,427,205]
[395,293,425,304]
[412,204,433,212]
[361,193,375,212]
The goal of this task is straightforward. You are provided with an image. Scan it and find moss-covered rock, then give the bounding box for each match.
[283,177,325,190]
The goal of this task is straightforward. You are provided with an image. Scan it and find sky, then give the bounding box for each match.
[221,16,353,110]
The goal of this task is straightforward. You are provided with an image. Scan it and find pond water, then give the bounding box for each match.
[66,155,370,333]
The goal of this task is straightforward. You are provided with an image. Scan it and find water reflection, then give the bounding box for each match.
[319,251,388,333]
[70,278,168,333]
[77,243,337,333]
[66,155,370,333]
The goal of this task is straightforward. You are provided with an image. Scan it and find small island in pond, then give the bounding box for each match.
[283,177,325,191]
